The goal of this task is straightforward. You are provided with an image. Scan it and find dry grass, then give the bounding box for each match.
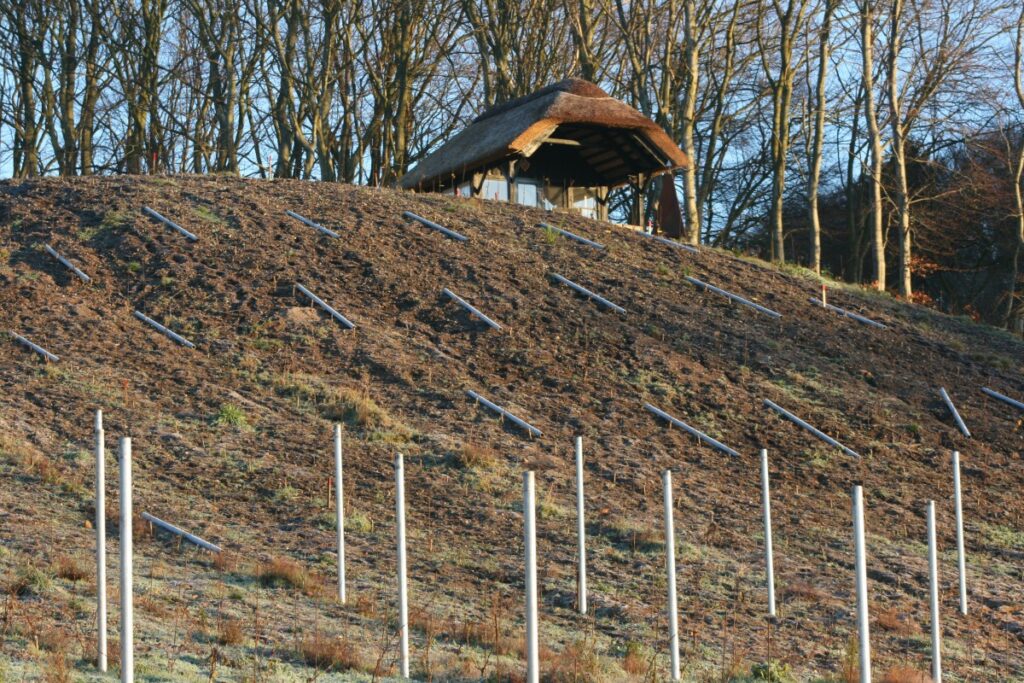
[296,632,364,672]
[622,642,647,676]
[217,617,244,646]
[258,556,321,595]
[456,442,498,470]
[875,607,921,636]
[52,555,88,582]
[271,373,408,434]
[880,667,934,683]
[542,638,601,682]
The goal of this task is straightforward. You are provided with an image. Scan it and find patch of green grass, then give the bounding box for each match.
[213,403,248,429]
[77,210,132,241]
[126,261,142,273]
[980,522,1024,551]
[194,205,227,226]
[346,511,373,533]
[273,485,299,503]
[543,224,561,244]
[10,565,52,597]
[271,372,413,439]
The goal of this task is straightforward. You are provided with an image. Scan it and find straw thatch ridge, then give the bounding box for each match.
[399,79,689,191]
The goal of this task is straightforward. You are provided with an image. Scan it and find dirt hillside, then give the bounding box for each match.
[0,175,1022,682]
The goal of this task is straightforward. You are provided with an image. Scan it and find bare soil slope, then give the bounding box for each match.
[0,175,1022,682]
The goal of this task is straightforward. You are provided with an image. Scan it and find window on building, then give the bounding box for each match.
[515,179,539,207]
[572,188,598,219]
[481,177,508,202]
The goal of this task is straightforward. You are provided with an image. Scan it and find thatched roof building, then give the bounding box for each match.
[399,79,688,222]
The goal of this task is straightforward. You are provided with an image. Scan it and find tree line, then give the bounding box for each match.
[1,0,1022,333]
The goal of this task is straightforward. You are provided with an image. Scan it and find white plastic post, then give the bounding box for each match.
[395,453,409,679]
[119,437,133,683]
[852,485,870,683]
[335,425,346,604]
[95,411,107,673]
[927,500,942,681]
[952,451,967,615]
[574,437,586,615]
[663,470,680,681]
[760,449,776,618]
[524,471,539,683]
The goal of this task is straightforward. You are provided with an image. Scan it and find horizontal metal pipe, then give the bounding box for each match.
[141,512,222,552]
[403,211,468,242]
[641,233,699,254]
[980,387,1024,412]
[285,210,340,238]
[551,273,626,314]
[10,331,59,362]
[142,206,198,242]
[643,403,740,457]
[763,399,860,458]
[537,222,605,249]
[442,288,502,329]
[295,283,356,329]
[809,298,886,329]
[44,244,91,283]
[467,390,542,437]
[133,311,196,349]
[685,276,781,319]
[939,387,971,438]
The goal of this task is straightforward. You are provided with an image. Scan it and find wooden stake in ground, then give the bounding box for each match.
[927,500,942,681]
[120,437,133,683]
[952,450,967,615]
[395,453,409,679]
[95,410,107,673]
[852,485,871,683]
[524,471,539,683]
[574,437,586,615]
[760,449,776,618]
[663,469,681,682]
[335,425,346,604]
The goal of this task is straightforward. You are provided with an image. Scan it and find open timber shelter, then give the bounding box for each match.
[399,79,689,224]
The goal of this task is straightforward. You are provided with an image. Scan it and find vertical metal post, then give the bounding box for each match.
[952,451,967,615]
[335,425,345,604]
[95,410,107,673]
[524,471,539,683]
[760,449,776,618]
[927,500,942,681]
[119,437,133,683]
[575,437,586,615]
[852,485,870,683]
[395,453,409,679]
[663,470,680,681]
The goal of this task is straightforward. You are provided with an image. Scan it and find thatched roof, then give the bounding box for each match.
[400,79,689,191]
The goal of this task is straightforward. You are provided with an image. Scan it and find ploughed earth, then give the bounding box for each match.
[0,175,1021,681]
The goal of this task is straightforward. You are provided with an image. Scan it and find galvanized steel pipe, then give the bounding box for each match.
[685,276,782,319]
[403,211,468,242]
[763,399,860,458]
[133,311,196,349]
[537,222,605,249]
[141,512,221,552]
[295,283,356,329]
[551,273,626,314]
[643,403,740,457]
[442,288,502,330]
[285,210,340,238]
[142,206,198,242]
[45,244,91,283]
[466,390,542,437]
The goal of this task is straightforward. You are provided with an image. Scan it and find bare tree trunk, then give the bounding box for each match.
[807,0,836,274]
[679,0,701,244]
[861,0,886,290]
[887,0,913,297]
